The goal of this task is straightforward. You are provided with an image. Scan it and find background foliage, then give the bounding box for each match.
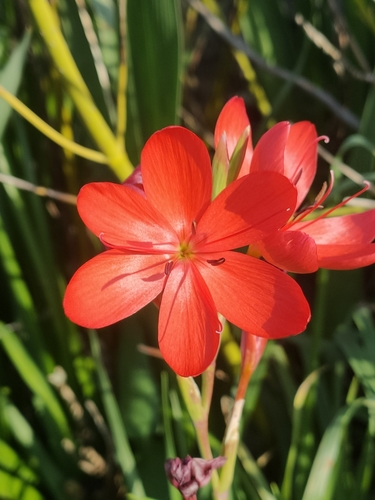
[1,0,375,498]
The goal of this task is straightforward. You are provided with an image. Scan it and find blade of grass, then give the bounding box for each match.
[126,0,183,161]
[281,369,322,500]
[89,329,145,496]
[3,399,67,500]
[0,322,71,438]
[301,398,370,500]
[161,372,181,500]
[0,31,31,140]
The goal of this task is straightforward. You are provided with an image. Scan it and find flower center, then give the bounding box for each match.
[178,241,194,260]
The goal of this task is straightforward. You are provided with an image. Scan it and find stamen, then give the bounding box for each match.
[207,257,226,266]
[285,171,335,228]
[290,134,329,185]
[164,261,174,276]
[296,178,370,232]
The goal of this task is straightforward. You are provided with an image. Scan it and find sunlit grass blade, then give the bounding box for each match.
[2,399,67,500]
[237,443,277,500]
[281,368,322,500]
[0,439,43,500]
[301,398,370,500]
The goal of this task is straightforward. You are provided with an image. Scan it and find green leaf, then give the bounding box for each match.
[335,307,375,396]
[0,322,71,438]
[0,31,31,140]
[301,399,371,500]
[117,316,159,441]
[89,329,146,496]
[59,0,114,125]
[126,0,183,161]
[2,400,67,500]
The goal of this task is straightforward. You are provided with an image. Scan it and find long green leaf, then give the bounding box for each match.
[89,329,145,496]
[0,31,31,140]
[0,322,70,438]
[301,399,370,500]
[126,0,183,161]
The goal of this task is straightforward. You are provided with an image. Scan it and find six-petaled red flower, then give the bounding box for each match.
[63,126,310,377]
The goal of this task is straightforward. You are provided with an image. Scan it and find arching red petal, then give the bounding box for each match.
[158,261,220,377]
[214,96,253,176]
[317,243,375,269]
[250,122,290,174]
[197,251,310,338]
[77,182,178,253]
[294,209,375,244]
[255,230,318,273]
[284,122,318,209]
[141,127,212,240]
[63,250,166,328]
[194,171,297,252]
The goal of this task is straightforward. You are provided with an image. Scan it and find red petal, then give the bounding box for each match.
[194,171,297,252]
[77,182,178,252]
[317,243,375,269]
[255,230,318,273]
[158,261,220,377]
[123,164,145,195]
[250,122,290,174]
[198,251,310,338]
[284,122,317,208]
[63,250,166,328]
[214,97,253,176]
[294,209,375,244]
[141,127,212,240]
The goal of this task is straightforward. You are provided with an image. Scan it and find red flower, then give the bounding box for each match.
[63,126,310,377]
[215,97,375,273]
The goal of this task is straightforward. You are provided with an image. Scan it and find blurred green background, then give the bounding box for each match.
[1,0,375,498]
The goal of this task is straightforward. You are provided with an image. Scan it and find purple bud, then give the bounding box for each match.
[165,455,226,499]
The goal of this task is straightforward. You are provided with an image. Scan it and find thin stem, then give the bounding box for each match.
[0,172,77,205]
[201,360,216,414]
[117,0,128,148]
[216,334,267,499]
[309,268,330,372]
[177,376,220,493]
[0,85,107,164]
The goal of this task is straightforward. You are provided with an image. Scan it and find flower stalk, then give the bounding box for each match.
[217,333,268,498]
[176,376,219,487]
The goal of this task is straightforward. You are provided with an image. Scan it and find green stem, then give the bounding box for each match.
[177,375,220,493]
[309,268,330,372]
